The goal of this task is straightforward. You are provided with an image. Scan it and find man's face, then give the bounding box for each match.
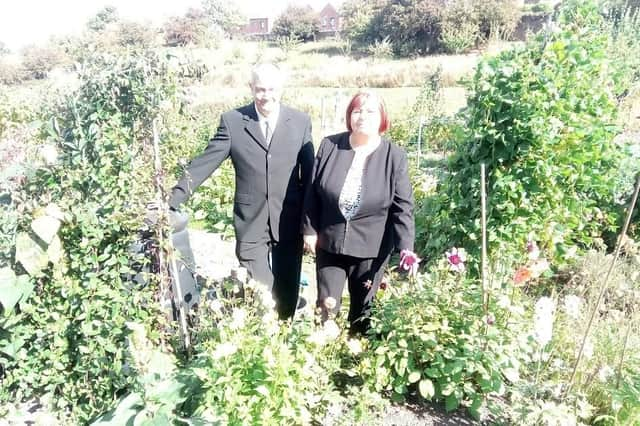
[251,77,283,117]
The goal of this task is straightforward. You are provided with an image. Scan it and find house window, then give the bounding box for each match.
[323,17,327,26]
[330,17,335,28]
[260,21,265,29]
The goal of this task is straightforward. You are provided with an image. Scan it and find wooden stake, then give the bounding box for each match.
[481,163,488,315]
[565,173,640,397]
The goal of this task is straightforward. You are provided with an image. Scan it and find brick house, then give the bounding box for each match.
[241,2,341,36]
[318,3,340,33]
[243,17,271,36]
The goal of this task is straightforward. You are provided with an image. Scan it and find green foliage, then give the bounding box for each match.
[440,0,480,54]
[273,5,320,42]
[163,8,210,47]
[0,51,187,422]
[416,3,630,269]
[86,6,119,32]
[20,44,67,80]
[475,0,522,42]
[340,0,521,56]
[201,0,246,37]
[182,279,353,424]
[367,36,394,61]
[361,263,527,420]
[112,21,158,50]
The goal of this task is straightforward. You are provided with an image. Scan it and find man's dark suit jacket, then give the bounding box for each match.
[170,104,314,243]
[302,132,414,259]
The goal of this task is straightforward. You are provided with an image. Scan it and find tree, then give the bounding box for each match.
[163,8,210,46]
[272,5,320,42]
[87,5,119,31]
[201,0,246,36]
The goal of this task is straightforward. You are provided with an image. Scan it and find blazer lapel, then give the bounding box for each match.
[242,104,268,151]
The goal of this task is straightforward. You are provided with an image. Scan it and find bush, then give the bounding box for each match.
[475,0,522,41]
[272,5,320,42]
[0,60,25,85]
[20,44,67,80]
[163,8,210,47]
[0,51,187,423]
[360,261,527,420]
[415,2,631,270]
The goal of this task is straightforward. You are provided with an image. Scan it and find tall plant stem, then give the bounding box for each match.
[481,164,489,315]
[564,173,640,398]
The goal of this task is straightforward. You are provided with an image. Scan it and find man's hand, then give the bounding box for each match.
[303,234,317,255]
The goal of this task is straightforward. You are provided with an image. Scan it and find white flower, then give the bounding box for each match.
[530,258,550,278]
[597,365,614,382]
[562,295,582,320]
[39,144,58,165]
[346,338,363,355]
[230,308,246,330]
[258,287,276,309]
[211,342,237,360]
[323,320,340,340]
[532,296,555,347]
[208,299,223,315]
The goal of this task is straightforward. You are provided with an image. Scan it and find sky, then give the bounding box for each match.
[0,0,343,51]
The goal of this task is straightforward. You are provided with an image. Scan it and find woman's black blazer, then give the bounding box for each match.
[302,132,414,259]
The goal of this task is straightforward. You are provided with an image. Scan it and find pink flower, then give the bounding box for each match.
[445,247,466,273]
[399,249,421,277]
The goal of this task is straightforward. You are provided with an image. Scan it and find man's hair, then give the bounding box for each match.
[250,63,285,87]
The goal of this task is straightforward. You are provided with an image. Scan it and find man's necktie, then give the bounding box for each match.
[265,121,271,145]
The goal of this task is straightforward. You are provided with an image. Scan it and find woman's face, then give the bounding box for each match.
[350,98,381,137]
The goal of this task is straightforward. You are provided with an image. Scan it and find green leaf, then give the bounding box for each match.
[90,392,143,425]
[418,379,435,399]
[0,268,33,312]
[445,394,460,412]
[15,232,48,276]
[408,370,421,384]
[31,215,61,244]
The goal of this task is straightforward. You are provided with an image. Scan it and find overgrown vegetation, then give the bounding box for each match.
[2,0,640,424]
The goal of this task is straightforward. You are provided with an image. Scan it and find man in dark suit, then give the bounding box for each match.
[169,63,314,319]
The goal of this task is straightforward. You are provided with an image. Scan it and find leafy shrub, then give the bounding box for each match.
[163,8,210,47]
[113,21,158,49]
[416,2,630,270]
[182,279,359,424]
[360,262,527,420]
[475,0,522,42]
[440,0,480,54]
[0,51,188,422]
[20,44,67,80]
[0,60,25,85]
[367,36,394,60]
[273,5,320,42]
[86,5,119,32]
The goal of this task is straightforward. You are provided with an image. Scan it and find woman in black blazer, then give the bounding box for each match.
[302,91,419,334]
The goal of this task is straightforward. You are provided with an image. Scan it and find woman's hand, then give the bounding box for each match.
[303,234,318,255]
[399,249,421,278]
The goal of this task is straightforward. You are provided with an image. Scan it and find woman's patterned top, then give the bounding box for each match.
[338,140,379,220]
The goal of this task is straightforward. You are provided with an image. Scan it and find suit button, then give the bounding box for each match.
[267,154,272,159]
